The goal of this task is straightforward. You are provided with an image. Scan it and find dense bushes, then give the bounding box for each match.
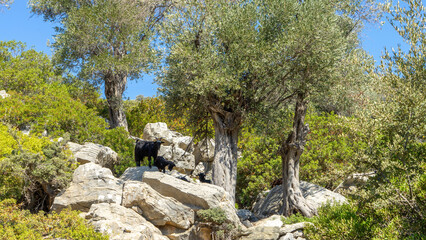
[0,198,107,240]
[0,126,76,212]
[236,111,363,208]
[100,127,135,176]
[0,86,108,143]
[297,203,402,240]
[126,96,188,137]
[237,127,282,208]
[300,113,366,189]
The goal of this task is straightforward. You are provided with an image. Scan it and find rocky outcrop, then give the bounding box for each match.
[143,122,193,151]
[142,122,214,176]
[119,166,160,181]
[142,171,242,228]
[241,215,313,240]
[158,145,195,175]
[67,142,119,170]
[122,181,195,229]
[51,163,123,212]
[252,181,347,219]
[84,203,168,240]
[51,161,243,239]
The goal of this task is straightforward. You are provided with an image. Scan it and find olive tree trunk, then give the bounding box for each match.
[279,93,316,217]
[105,72,128,131]
[210,106,241,204]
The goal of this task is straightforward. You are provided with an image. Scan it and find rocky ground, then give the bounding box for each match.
[53,122,348,240]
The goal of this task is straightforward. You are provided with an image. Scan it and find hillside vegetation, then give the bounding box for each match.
[0,0,425,239]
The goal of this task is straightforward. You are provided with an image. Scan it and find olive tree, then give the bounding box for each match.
[158,0,265,203]
[357,0,426,223]
[252,0,378,217]
[158,0,376,208]
[30,0,171,131]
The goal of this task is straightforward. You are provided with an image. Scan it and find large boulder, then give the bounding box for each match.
[51,163,123,212]
[67,142,119,170]
[122,181,194,229]
[85,203,168,240]
[193,138,215,163]
[241,215,312,240]
[158,145,195,175]
[142,171,242,228]
[252,181,347,219]
[143,122,181,146]
[143,123,196,175]
[119,166,160,181]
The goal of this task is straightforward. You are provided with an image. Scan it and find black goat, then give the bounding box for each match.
[197,173,211,184]
[134,139,163,167]
[154,156,176,173]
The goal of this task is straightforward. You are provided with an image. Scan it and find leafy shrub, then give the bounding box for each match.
[126,96,193,137]
[0,41,54,95]
[237,127,282,208]
[0,84,108,143]
[303,202,415,240]
[301,112,366,189]
[100,127,135,176]
[197,207,228,225]
[0,127,76,212]
[0,198,107,240]
[197,208,237,240]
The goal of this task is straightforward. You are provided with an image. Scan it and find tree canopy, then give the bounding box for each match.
[30,0,170,130]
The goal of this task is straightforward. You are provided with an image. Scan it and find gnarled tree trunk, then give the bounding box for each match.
[210,106,241,204]
[279,93,316,217]
[105,72,128,131]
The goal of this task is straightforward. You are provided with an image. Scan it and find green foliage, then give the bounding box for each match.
[0,128,76,212]
[352,0,426,233]
[197,208,228,225]
[0,85,108,143]
[30,0,159,82]
[281,212,310,225]
[0,41,55,94]
[237,111,366,208]
[197,208,237,240]
[301,112,366,189]
[126,96,191,138]
[0,198,107,240]
[0,41,108,143]
[303,202,426,239]
[158,0,264,133]
[100,127,135,176]
[0,124,17,158]
[237,127,282,208]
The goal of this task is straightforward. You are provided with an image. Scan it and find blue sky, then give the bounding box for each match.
[0,1,407,99]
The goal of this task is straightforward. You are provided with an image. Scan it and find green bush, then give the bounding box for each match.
[0,127,76,212]
[0,85,108,143]
[0,41,54,95]
[99,127,135,176]
[126,96,194,137]
[197,208,237,240]
[304,201,425,240]
[197,207,229,225]
[0,198,107,240]
[237,127,282,208]
[301,112,366,189]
